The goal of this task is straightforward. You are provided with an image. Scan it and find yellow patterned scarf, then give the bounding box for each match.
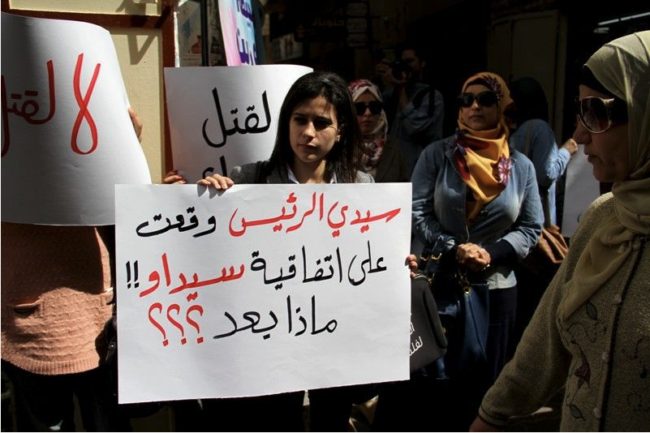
[455,72,513,224]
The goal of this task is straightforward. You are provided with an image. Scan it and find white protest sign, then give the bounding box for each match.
[116,183,411,404]
[562,145,600,238]
[1,13,151,226]
[164,65,312,183]
[165,65,312,183]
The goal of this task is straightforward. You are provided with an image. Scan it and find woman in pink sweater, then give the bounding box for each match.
[1,109,143,431]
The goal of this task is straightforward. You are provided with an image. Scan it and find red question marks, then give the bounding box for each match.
[186,305,204,344]
[166,304,186,345]
[146,293,204,347]
[148,303,168,346]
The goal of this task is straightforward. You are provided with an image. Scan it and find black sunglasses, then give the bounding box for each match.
[575,96,627,133]
[354,101,383,116]
[456,91,499,108]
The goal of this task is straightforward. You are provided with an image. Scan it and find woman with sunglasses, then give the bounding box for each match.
[374,72,543,431]
[471,31,650,432]
[348,79,409,183]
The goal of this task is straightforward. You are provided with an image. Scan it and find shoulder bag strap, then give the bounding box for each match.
[523,121,533,159]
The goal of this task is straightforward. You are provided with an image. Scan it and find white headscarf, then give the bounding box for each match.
[561,31,650,319]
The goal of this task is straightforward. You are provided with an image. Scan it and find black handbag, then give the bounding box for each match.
[104,317,164,418]
[415,236,490,378]
[409,273,447,372]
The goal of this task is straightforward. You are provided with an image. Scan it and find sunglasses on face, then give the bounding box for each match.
[456,91,499,108]
[575,96,627,133]
[354,101,383,116]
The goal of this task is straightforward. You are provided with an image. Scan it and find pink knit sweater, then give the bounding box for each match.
[1,223,114,375]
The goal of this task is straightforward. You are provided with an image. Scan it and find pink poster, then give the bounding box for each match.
[218,0,258,65]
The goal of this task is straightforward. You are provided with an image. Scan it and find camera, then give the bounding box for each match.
[391,61,412,80]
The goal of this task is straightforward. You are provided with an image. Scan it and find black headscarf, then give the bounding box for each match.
[509,77,549,124]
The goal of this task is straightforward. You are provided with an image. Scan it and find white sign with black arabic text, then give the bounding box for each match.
[116,183,411,403]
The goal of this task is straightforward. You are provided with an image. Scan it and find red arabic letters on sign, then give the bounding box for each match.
[1,60,56,157]
[1,54,103,158]
[71,53,101,155]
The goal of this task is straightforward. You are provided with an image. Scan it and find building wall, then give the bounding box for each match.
[110,27,165,182]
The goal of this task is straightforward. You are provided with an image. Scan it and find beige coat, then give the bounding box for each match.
[479,192,650,431]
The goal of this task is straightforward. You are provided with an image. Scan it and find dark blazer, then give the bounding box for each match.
[374,136,410,183]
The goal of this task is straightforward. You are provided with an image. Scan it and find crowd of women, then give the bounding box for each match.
[2,29,649,432]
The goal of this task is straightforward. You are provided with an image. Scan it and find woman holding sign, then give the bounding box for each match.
[1,108,143,432]
[200,71,372,431]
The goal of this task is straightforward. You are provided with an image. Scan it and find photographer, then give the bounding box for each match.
[375,41,444,176]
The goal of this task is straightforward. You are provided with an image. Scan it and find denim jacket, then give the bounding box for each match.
[509,119,572,225]
[411,135,543,289]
